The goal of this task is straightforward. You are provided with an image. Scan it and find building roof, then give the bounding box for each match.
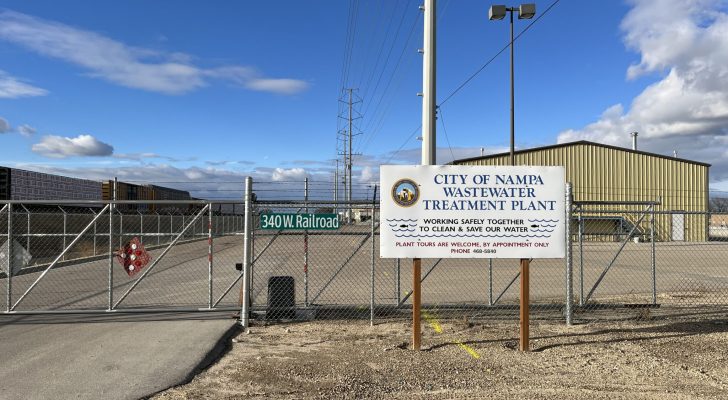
[451,140,711,168]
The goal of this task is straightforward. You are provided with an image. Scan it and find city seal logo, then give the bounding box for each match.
[391,178,419,207]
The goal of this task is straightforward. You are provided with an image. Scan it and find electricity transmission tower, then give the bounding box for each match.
[337,88,362,223]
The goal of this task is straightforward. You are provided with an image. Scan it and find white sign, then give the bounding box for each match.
[380,165,566,259]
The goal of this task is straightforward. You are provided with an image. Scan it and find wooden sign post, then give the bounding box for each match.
[519,258,530,352]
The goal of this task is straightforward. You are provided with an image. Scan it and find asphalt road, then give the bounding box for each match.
[0,312,238,400]
[1,229,727,399]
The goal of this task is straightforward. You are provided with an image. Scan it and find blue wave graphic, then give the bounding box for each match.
[528,219,559,223]
[535,224,558,228]
[393,234,552,238]
[386,218,418,222]
[529,229,556,233]
[391,228,417,232]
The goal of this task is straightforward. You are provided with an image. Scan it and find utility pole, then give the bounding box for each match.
[412,0,436,352]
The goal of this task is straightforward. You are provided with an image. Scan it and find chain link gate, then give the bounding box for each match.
[3,180,728,326]
[1,200,246,314]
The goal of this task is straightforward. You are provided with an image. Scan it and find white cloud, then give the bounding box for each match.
[0,70,48,98]
[17,124,36,136]
[0,10,309,95]
[32,134,114,158]
[0,117,9,133]
[271,167,307,182]
[557,0,728,181]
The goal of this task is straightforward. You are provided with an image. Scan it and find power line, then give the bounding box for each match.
[356,6,422,155]
[385,124,421,164]
[438,106,455,163]
[439,0,560,107]
[385,0,560,164]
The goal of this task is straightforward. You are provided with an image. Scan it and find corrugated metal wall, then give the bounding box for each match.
[455,142,709,241]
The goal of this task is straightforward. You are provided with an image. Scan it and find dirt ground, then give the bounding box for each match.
[154,314,728,399]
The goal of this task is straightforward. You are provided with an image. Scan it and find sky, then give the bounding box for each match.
[1,0,728,199]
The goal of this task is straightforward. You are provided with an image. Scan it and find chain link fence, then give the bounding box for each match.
[2,185,727,327]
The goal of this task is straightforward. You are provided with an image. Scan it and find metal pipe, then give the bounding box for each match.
[565,183,573,325]
[139,211,144,244]
[119,210,123,249]
[241,177,253,330]
[22,204,30,255]
[651,204,656,304]
[89,208,97,256]
[578,215,584,306]
[370,203,376,326]
[13,204,111,310]
[3,307,240,315]
[7,204,13,312]
[488,258,493,306]
[61,206,67,261]
[304,178,309,307]
[208,203,214,309]
[509,8,515,165]
[156,212,160,246]
[109,179,116,310]
[396,258,401,306]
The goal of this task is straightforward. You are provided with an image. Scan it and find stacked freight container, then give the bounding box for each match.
[0,167,101,201]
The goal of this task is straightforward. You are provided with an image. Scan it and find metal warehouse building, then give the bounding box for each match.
[452,140,710,242]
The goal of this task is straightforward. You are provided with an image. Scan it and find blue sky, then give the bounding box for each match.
[2,0,728,197]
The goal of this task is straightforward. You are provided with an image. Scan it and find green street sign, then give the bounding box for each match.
[260,213,340,230]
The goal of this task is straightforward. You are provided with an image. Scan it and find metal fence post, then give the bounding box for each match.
[208,203,214,309]
[119,211,123,248]
[241,177,253,330]
[565,182,574,325]
[61,206,67,261]
[7,203,13,312]
[651,205,656,305]
[23,205,30,255]
[91,208,97,256]
[488,258,493,306]
[156,212,160,246]
[395,258,401,306]
[304,178,309,307]
[139,211,144,244]
[578,214,584,306]
[108,182,116,311]
[370,202,376,326]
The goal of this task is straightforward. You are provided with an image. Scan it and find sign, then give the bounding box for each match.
[260,213,339,230]
[115,237,151,277]
[380,165,566,259]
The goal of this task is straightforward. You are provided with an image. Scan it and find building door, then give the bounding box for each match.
[672,212,685,241]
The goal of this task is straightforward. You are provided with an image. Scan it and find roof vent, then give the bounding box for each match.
[630,132,638,150]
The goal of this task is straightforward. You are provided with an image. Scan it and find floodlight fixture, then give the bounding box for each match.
[519,4,536,19]
[489,5,506,20]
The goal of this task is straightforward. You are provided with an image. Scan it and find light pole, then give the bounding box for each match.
[490,3,536,353]
[488,4,535,166]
